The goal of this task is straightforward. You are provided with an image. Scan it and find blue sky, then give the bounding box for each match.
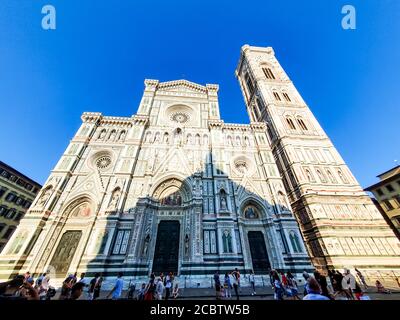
[0,0,399,188]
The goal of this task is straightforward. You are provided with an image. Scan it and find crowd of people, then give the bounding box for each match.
[0,268,395,301]
[270,268,393,300]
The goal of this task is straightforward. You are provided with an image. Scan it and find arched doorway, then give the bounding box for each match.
[248,231,271,274]
[151,178,191,275]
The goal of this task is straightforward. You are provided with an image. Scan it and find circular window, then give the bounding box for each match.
[234,160,249,174]
[231,155,255,176]
[96,155,112,170]
[170,112,189,124]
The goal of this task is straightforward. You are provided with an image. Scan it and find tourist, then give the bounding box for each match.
[71,272,78,285]
[127,281,136,299]
[272,271,284,300]
[355,268,368,289]
[214,271,221,300]
[38,272,50,300]
[286,272,300,300]
[94,274,103,300]
[303,277,330,300]
[107,272,124,300]
[232,268,241,292]
[164,272,172,300]
[341,269,356,300]
[172,283,180,299]
[314,270,331,299]
[376,280,391,294]
[249,270,256,296]
[24,271,31,281]
[156,277,164,300]
[0,275,23,297]
[302,269,310,295]
[137,283,146,300]
[223,272,232,299]
[69,282,85,300]
[59,274,74,300]
[232,268,241,299]
[145,273,156,300]
[88,273,100,300]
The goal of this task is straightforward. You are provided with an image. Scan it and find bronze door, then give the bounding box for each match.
[49,231,82,277]
[152,221,180,274]
[248,231,271,274]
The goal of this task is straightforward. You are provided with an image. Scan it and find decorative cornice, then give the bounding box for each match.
[100,116,133,127]
[131,114,149,126]
[81,112,102,123]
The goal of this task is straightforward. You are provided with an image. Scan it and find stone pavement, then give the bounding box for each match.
[72,284,400,301]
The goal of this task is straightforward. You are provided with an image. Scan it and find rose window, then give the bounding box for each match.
[96,156,112,170]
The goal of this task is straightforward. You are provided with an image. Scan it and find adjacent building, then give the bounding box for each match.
[365,165,400,240]
[0,45,399,287]
[0,161,41,253]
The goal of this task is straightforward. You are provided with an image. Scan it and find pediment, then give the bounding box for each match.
[157,80,208,94]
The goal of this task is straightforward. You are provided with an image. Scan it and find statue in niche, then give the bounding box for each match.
[184,234,190,256]
[98,129,106,140]
[277,191,288,211]
[109,130,116,141]
[119,131,126,141]
[108,189,121,210]
[142,234,150,256]
[174,128,183,145]
[38,187,52,207]
[220,189,228,212]
[163,133,169,143]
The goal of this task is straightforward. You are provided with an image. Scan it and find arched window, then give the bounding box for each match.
[337,169,349,184]
[222,230,233,253]
[273,91,281,101]
[227,135,233,146]
[145,131,152,143]
[327,170,336,183]
[297,118,308,131]
[203,134,209,146]
[305,169,313,182]
[262,67,276,80]
[98,129,107,140]
[163,132,169,143]
[282,92,291,102]
[316,169,326,183]
[186,133,192,144]
[289,231,302,253]
[235,136,241,146]
[244,73,255,95]
[195,134,201,145]
[244,136,250,147]
[286,117,296,130]
[108,130,117,141]
[118,130,126,141]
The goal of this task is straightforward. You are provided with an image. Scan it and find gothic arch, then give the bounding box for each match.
[150,176,192,204]
[239,197,268,219]
[61,195,96,219]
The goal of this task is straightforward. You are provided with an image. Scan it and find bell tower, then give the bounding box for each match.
[236,45,400,276]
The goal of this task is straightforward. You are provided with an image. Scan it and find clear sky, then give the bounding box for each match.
[0,0,399,188]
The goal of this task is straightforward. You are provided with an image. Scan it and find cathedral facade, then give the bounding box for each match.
[0,45,399,286]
